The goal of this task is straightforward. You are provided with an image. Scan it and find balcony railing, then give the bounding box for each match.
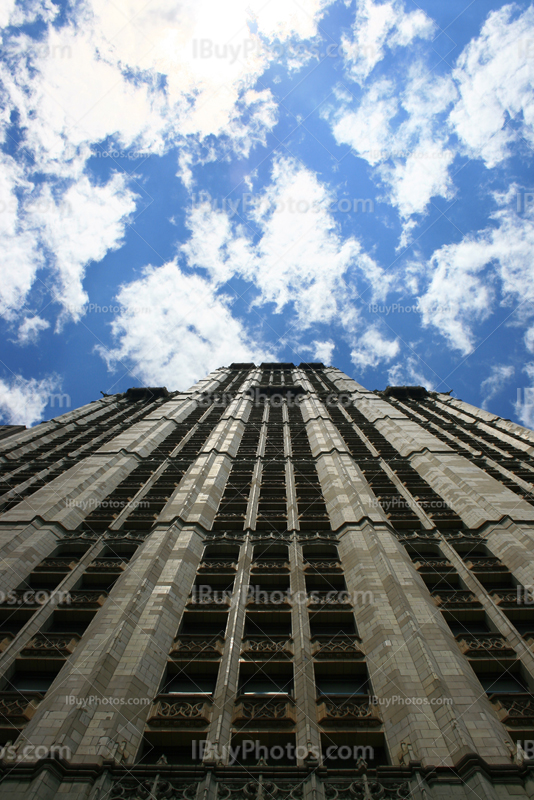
[413,559,454,571]
[465,558,507,572]
[316,695,382,726]
[86,559,127,572]
[491,591,522,607]
[432,591,480,607]
[0,692,43,726]
[241,637,293,657]
[304,561,342,571]
[251,560,290,572]
[307,592,352,607]
[233,696,296,725]
[455,633,516,658]
[169,635,225,658]
[21,633,81,657]
[311,635,364,659]
[490,694,534,727]
[187,591,231,607]
[147,695,212,727]
[198,560,237,571]
[34,558,78,572]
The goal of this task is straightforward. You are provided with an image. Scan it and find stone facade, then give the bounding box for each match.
[0,364,534,797]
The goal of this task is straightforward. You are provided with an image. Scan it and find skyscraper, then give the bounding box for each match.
[1,362,534,799]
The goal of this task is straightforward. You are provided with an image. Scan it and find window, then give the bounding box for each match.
[162,675,217,694]
[316,676,369,695]
[240,674,293,695]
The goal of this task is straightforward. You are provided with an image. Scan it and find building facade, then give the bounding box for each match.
[0,363,534,798]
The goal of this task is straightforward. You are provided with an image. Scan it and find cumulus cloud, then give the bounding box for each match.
[0,374,62,426]
[0,156,43,320]
[96,262,275,388]
[183,156,390,326]
[311,340,335,364]
[16,316,50,345]
[0,0,340,342]
[417,191,534,354]
[480,364,515,410]
[100,158,389,381]
[387,356,436,390]
[342,0,434,83]
[351,327,399,371]
[25,175,138,326]
[449,5,534,168]
[330,68,455,236]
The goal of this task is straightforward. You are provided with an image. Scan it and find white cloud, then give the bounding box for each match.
[330,68,455,234]
[525,328,534,353]
[25,175,138,326]
[351,327,399,371]
[480,364,515,410]
[97,261,275,388]
[418,192,534,354]
[0,155,43,320]
[387,356,436,389]
[342,0,434,83]
[515,363,534,428]
[16,316,50,345]
[311,340,335,364]
[182,157,390,326]
[0,0,337,337]
[449,5,534,168]
[0,374,62,426]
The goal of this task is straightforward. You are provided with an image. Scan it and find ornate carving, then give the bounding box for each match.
[413,559,453,571]
[169,635,224,657]
[0,692,43,725]
[66,591,107,607]
[34,558,77,571]
[147,695,212,727]
[218,780,303,800]
[86,559,126,571]
[233,698,296,724]
[491,591,522,606]
[317,697,381,726]
[110,777,199,800]
[304,560,341,571]
[432,591,480,607]
[242,637,293,657]
[198,560,237,571]
[456,633,515,657]
[465,558,506,571]
[308,592,352,607]
[251,560,289,571]
[312,635,364,658]
[325,779,411,799]
[21,633,81,656]
[440,530,485,541]
[297,531,338,542]
[491,694,534,727]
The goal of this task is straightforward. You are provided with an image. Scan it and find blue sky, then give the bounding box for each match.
[1,0,534,427]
